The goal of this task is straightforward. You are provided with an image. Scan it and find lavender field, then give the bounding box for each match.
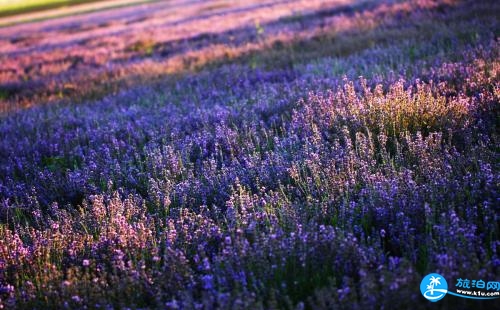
[0,0,499,309]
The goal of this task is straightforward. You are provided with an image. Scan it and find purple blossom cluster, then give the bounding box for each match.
[0,0,499,309]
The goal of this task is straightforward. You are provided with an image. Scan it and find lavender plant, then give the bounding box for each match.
[0,0,498,309]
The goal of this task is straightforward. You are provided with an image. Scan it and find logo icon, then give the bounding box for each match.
[420,273,448,302]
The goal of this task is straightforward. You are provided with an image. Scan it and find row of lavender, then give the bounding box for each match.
[1,0,499,309]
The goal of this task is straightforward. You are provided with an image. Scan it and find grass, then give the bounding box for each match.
[0,0,104,18]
